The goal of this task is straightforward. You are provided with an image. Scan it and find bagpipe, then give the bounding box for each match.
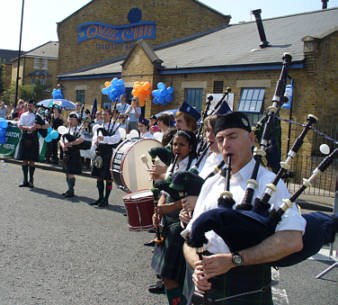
[187,53,338,268]
[94,109,123,169]
[34,107,49,138]
[196,88,232,157]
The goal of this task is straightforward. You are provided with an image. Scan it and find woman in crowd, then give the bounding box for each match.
[125,96,141,133]
[151,130,197,305]
[137,117,154,139]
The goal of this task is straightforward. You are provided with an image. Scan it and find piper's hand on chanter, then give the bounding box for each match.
[97,136,104,142]
[152,211,161,228]
[194,253,234,281]
[181,196,198,213]
[192,265,211,294]
[148,163,167,181]
[179,208,192,228]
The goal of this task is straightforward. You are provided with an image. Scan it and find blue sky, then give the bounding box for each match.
[1,0,337,51]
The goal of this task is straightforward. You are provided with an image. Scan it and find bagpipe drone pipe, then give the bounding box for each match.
[187,53,338,267]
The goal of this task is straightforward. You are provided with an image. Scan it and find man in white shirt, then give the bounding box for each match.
[17,99,49,187]
[182,112,305,305]
[90,108,121,208]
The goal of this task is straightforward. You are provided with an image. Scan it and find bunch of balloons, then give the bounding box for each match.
[101,78,126,102]
[132,81,152,107]
[52,88,63,99]
[44,128,59,143]
[0,118,8,145]
[152,82,174,105]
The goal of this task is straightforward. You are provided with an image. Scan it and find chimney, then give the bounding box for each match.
[322,0,329,9]
[251,9,269,48]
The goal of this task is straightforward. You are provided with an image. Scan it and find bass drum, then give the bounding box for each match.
[111,138,162,193]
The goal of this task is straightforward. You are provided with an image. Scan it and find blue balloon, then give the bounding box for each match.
[112,78,119,86]
[47,127,52,133]
[157,82,166,90]
[102,88,109,95]
[50,130,59,140]
[165,94,173,103]
[0,118,8,129]
[44,134,53,143]
[167,87,174,95]
[159,89,166,98]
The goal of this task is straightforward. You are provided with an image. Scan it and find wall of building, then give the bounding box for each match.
[57,0,229,74]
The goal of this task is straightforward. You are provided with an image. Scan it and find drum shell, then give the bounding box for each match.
[122,190,155,231]
[111,138,162,193]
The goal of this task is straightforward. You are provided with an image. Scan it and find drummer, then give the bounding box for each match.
[151,130,197,305]
[90,108,121,208]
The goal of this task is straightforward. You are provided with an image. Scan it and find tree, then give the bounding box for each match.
[2,82,51,104]
[0,64,4,97]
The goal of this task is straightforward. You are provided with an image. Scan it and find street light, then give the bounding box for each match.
[14,0,25,108]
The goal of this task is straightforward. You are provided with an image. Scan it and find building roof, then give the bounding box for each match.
[23,41,59,59]
[0,49,20,64]
[58,7,338,79]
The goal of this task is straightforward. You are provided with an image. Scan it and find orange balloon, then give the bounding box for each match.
[105,81,111,88]
[138,95,146,107]
[144,82,151,91]
[132,89,137,96]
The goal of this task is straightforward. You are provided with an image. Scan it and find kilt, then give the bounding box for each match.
[63,148,82,175]
[151,218,186,285]
[17,132,39,162]
[91,144,113,180]
[192,263,272,305]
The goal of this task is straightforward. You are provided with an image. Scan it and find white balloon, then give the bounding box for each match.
[319,144,330,155]
[57,125,68,135]
[129,129,139,139]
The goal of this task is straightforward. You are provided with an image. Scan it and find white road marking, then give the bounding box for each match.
[272,268,289,305]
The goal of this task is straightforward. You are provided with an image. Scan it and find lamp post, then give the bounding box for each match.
[14,0,25,108]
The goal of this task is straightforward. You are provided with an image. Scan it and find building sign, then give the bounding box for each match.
[77,21,156,44]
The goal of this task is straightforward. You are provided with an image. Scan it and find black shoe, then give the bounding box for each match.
[89,198,103,206]
[148,281,165,294]
[144,240,155,247]
[64,190,74,198]
[148,228,156,233]
[98,199,108,208]
[62,190,74,197]
[19,182,29,187]
[28,182,34,188]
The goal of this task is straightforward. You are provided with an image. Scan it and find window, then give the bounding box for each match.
[34,58,40,69]
[238,88,265,113]
[76,90,85,105]
[101,94,111,109]
[213,81,224,93]
[42,59,48,70]
[185,88,203,114]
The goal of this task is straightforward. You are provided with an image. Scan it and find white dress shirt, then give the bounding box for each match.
[18,112,36,128]
[198,152,223,179]
[182,158,306,254]
[91,122,121,148]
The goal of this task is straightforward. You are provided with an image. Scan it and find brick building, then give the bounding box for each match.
[0,49,19,93]
[56,3,337,166]
[11,41,59,90]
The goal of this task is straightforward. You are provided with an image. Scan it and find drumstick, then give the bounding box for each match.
[140,154,150,169]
